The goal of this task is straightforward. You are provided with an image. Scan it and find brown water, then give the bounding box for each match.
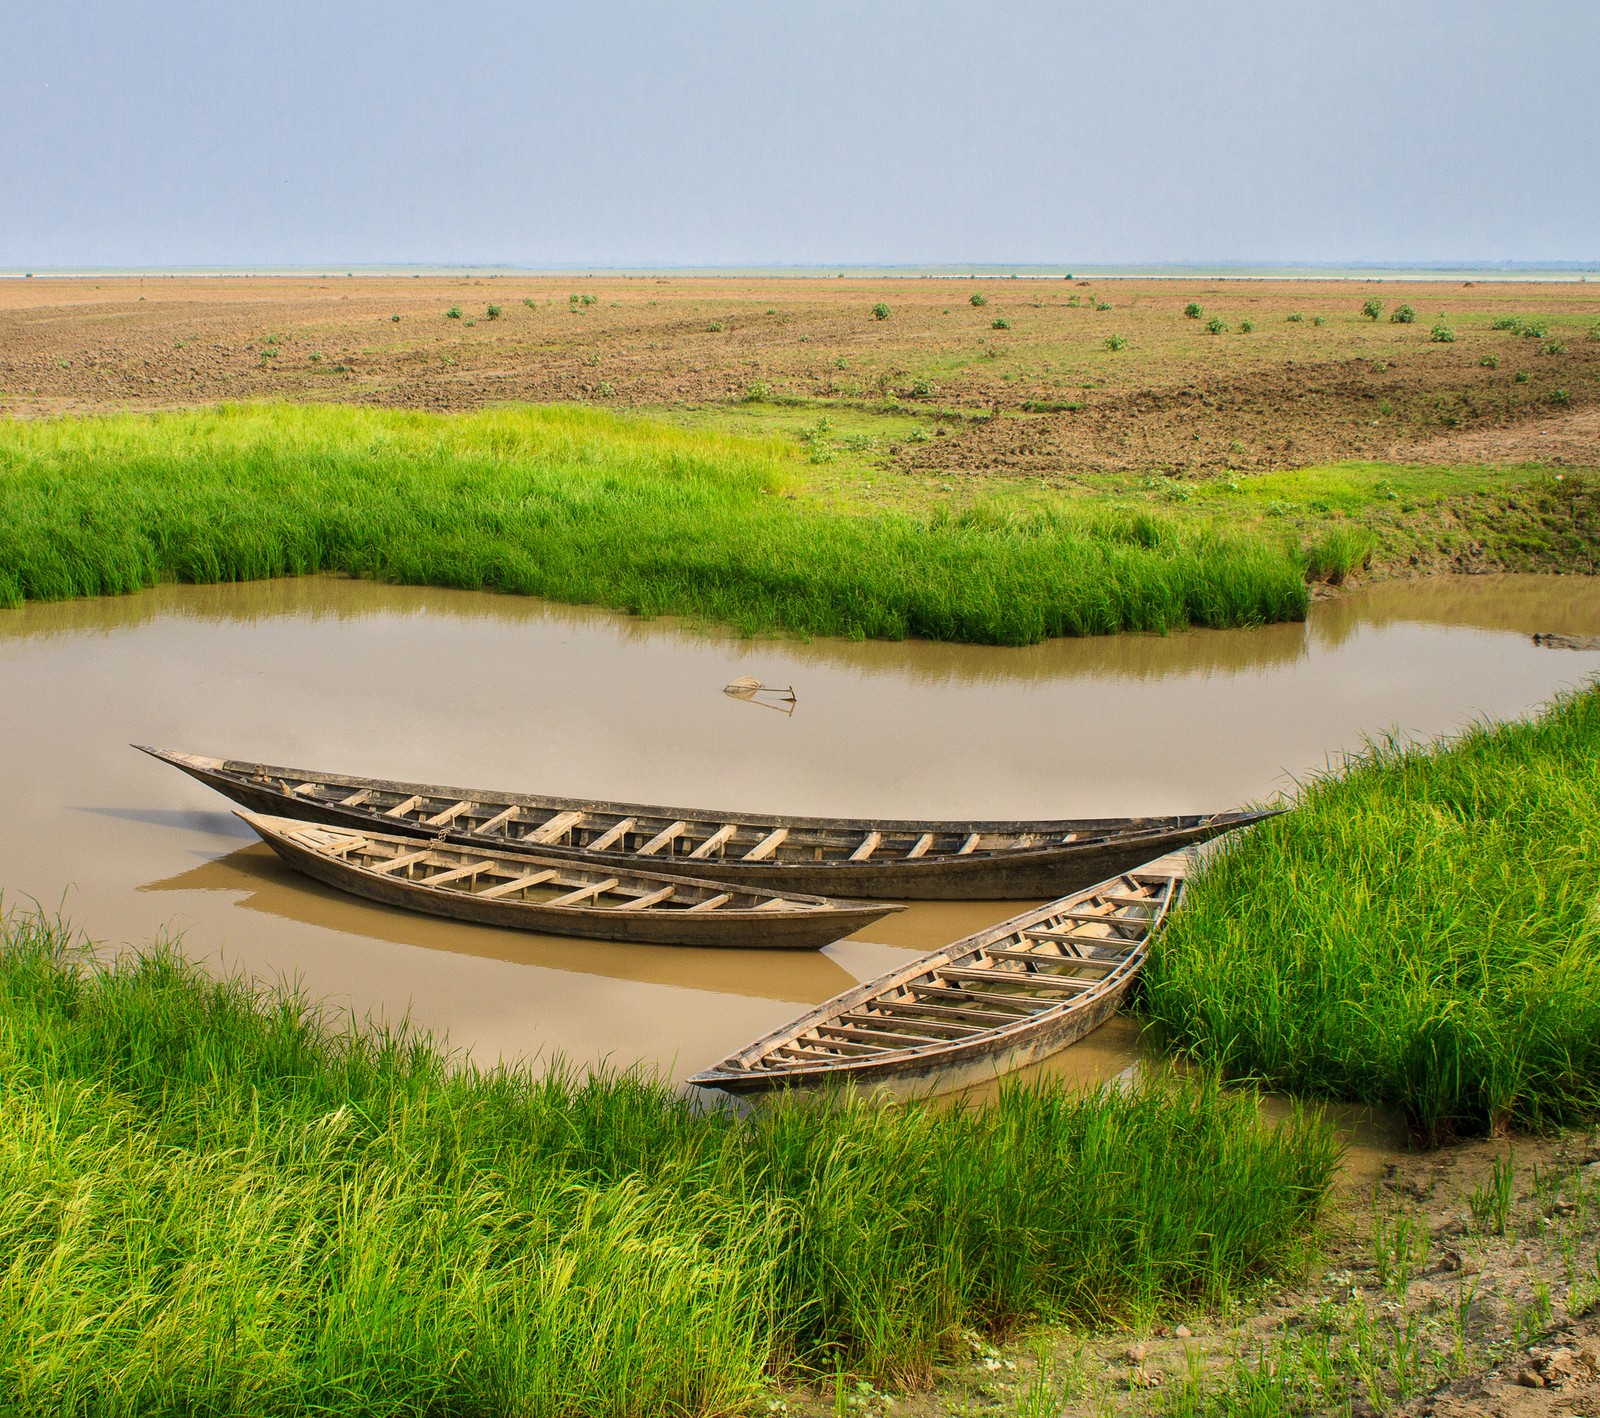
[2,574,1598,1084]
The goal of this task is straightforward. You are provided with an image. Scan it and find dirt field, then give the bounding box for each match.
[3,274,1597,475]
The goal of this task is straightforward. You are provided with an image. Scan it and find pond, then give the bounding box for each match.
[2,574,1597,1084]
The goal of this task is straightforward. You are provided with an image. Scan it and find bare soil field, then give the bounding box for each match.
[3,274,1597,475]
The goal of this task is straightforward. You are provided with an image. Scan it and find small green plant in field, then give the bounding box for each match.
[870,302,891,320]
[1312,315,1326,327]
[1492,315,1523,332]
[1516,370,1531,383]
[740,380,770,403]
[1390,304,1416,324]
[908,377,938,398]
[1105,333,1127,350]
[969,293,988,307]
[1287,312,1305,322]
[1206,317,1229,335]
[596,380,615,397]
[1239,319,1254,333]
[464,320,476,327]
[1430,323,1456,343]
[308,352,323,363]
[707,321,726,332]
[485,304,501,320]
[522,297,537,309]
[581,293,598,307]
[1589,322,1600,342]
[1480,353,1499,368]
[1551,388,1572,406]
[1469,1155,1516,1235]
[992,317,1011,330]
[446,305,462,319]
[390,313,401,322]
[1371,1205,1430,1297]
[1361,297,1385,320]
[1372,360,1389,372]
[1184,302,1203,319]
[1095,300,1111,311]
[1522,320,1549,339]
[1066,294,1082,307]
[1540,338,1566,355]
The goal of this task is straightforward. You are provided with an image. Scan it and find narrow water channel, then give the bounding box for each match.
[2,574,1597,1083]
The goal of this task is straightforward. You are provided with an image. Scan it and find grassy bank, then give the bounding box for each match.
[0,403,1318,645]
[1144,682,1600,1142]
[0,914,1339,1413]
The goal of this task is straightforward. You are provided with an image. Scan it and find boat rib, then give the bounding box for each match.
[136,746,1277,900]
[236,813,901,950]
[689,862,1186,1094]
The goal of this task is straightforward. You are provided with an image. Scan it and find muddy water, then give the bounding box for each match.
[2,575,1598,1084]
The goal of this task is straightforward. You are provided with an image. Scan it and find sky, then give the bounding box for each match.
[3,0,1596,269]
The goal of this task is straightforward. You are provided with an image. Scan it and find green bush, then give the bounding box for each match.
[1184,302,1203,319]
[969,293,988,307]
[1390,305,1415,324]
[486,304,501,320]
[870,302,891,320]
[1206,317,1229,335]
[1105,334,1127,351]
[446,305,462,319]
[1361,298,1384,320]
[1430,323,1455,343]
[991,317,1010,330]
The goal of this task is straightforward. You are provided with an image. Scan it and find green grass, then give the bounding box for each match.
[0,403,1320,645]
[0,912,1340,1411]
[1144,683,1600,1143]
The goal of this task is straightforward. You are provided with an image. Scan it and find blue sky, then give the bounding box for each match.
[4,0,1595,268]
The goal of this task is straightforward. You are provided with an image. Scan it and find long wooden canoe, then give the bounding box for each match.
[690,864,1183,1094]
[138,746,1274,900]
[238,813,902,949]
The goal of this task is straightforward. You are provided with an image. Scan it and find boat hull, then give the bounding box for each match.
[140,747,1272,900]
[247,819,899,950]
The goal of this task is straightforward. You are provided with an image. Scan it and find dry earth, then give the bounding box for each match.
[2,274,1597,474]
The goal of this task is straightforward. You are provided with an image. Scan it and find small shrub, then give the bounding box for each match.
[446,306,462,319]
[389,313,401,323]
[707,321,725,332]
[464,320,476,327]
[1361,297,1385,320]
[1287,312,1304,323]
[1206,317,1229,335]
[741,381,770,403]
[871,302,891,320]
[1239,319,1254,333]
[908,377,938,398]
[1430,323,1455,343]
[308,352,322,363]
[1481,353,1499,369]
[969,293,988,307]
[581,293,598,307]
[1372,360,1389,372]
[1515,370,1531,384]
[1095,301,1111,311]
[991,317,1011,330]
[1522,320,1549,339]
[1588,322,1600,343]
[1390,304,1416,324]
[485,305,501,320]
[1312,316,1326,327]
[1492,315,1523,333]
[1540,338,1566,355]
[596,380,616,397]
[1551,388,1572,406]
[1105,333,1127,351]
[523,298,537,309]
[1184,302,1203,319]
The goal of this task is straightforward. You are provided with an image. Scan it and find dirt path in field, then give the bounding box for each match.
[3,274,1596,476]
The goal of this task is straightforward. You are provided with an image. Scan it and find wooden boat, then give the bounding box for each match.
[690,862,1184,1094]
[137,746,1275,900]
[237,813,902,949]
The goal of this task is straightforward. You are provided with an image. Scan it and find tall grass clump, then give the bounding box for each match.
[1144,684,1600,1143]
[0,403,1310,644]
[0,913,1339,1405]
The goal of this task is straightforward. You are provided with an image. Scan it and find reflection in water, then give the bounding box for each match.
[2,572,1598,1081]
[141,844,865,1004]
